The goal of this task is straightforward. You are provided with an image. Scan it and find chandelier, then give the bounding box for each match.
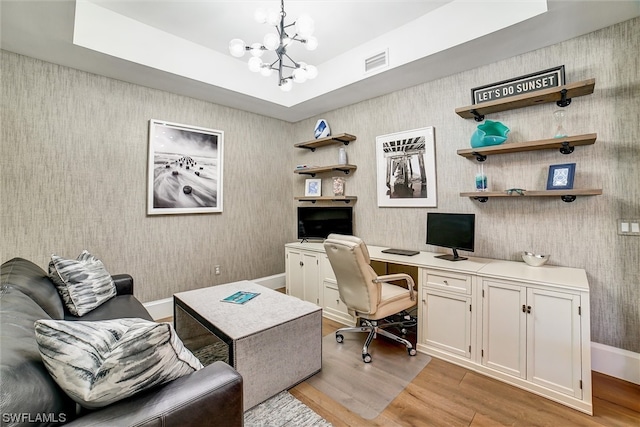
[228,0,318,92]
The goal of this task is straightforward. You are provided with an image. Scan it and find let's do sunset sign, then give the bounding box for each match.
[471,66,565,104]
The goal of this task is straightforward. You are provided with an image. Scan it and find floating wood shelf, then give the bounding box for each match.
[455,78,595,121]
[460,189,602,203]
[294,196,357,203]
[457,133,597,161]
[294,133,357,151]
[294,164,357,176]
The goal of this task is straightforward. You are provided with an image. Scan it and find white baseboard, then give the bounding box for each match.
[144,273,286,321]
[252,272,286,290]
[144,297,173,321]
[591,342,640,385]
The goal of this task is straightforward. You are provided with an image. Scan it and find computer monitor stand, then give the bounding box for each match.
[435,248,467,261]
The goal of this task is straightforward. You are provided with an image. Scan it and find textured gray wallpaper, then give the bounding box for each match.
[1,17,638,353]
[1,52,295,303]
[291,18,640,352]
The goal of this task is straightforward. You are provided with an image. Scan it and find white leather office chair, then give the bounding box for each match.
[323,234,417,363]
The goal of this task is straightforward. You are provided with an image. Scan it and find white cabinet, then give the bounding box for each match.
[285,247,319,305]
[419,270,473,359]
[320,254,354,325]
[285,243,592,414]
[482,278,585,400]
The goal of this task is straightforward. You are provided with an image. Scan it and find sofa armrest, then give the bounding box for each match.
[64,361,243,427]
[111,274,134,295]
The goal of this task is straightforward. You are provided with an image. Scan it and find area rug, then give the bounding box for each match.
[244,391,332,427]
[193,344,331,426]
[306,332,431,420]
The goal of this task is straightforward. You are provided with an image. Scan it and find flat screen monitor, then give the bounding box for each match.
[297,206,353,241]
[426,212,475,261]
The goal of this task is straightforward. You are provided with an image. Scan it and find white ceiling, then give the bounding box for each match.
[2,1,639,122]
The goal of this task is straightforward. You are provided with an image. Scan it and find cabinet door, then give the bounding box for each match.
[527,288,582,398]
[482,280,527,378]
[285,249,305,300]
[285,249,319,304]
[302,252,319,305]
[421,288,472,358]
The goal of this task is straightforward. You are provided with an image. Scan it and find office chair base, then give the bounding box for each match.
[335,316,417,363]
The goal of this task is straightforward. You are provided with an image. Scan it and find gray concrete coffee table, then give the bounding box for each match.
[174,280,322,409]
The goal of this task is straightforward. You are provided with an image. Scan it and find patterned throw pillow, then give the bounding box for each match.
[48,250,117,316]
[34,318,203,408]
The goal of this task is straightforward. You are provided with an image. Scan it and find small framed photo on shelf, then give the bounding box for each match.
[305,179,322,197]
[546,163,576,190]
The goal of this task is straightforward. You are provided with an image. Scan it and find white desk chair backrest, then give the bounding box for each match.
[323,234,380,315]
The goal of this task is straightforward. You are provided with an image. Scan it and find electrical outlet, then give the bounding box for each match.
[214,265,221,275]
[618,219,640,236]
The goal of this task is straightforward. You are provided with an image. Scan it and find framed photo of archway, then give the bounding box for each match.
[147,119,224,215]
[376,127,437,207]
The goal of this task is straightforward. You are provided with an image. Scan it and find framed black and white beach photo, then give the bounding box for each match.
[147,120,223,215]
[376,127,437,207]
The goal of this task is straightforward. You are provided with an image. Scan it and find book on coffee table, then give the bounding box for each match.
[221,291,260,304]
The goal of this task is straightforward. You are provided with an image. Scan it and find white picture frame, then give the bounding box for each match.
[147,119,223,215]
[305,179,322,197]
[376,126,437,207]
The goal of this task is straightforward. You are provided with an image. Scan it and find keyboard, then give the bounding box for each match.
[381,248,420,256]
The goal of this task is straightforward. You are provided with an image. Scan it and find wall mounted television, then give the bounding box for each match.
[426,212,475,261]
[297,206,353,241]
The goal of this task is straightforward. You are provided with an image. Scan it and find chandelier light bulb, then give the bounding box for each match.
[248,57,262,73]
[305,65,318,80]
[305,36,318,51]
[295,14,315,37]
[260,66,273,77]
[280,79,293,92]
[266,9,280,26]
[292,67,307,83]
[249,43,264,57]
[263,33,279,51]
[229,39,246,58]
[254,8,267,24]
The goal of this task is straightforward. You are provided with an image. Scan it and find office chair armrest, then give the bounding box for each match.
[374,274,416,301]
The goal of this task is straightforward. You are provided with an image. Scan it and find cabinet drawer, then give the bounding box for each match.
[424,270,472,294]
[323,281,348,315]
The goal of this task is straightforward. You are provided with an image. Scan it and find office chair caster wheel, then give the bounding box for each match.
[408,348,417,356]
[362,353,372,363]
[336,334,344,343]
[401,328,408,335]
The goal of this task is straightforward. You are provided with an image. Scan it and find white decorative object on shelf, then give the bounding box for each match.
[314,119,330,139]
[338,147,347,165]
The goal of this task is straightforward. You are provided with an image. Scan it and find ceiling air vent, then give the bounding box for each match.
[364,50,388,73]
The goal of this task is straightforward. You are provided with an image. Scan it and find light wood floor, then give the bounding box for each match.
[290,318,640,427]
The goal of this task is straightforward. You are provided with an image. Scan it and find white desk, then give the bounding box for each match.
[284,241,592,415]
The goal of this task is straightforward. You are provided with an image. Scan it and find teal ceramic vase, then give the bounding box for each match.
[470,120,510,148]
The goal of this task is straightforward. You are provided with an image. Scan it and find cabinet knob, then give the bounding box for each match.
[300,261,304,267]
[522,304,526,313]
[443,280,449,285]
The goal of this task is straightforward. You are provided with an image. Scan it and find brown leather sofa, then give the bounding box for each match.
[0,257,243,427]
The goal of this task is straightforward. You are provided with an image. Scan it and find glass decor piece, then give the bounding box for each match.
[470,120,510,148]
[333,176,345,196]
[338,147,347,165]
[553,110,568,138]
[475,163,487,191]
